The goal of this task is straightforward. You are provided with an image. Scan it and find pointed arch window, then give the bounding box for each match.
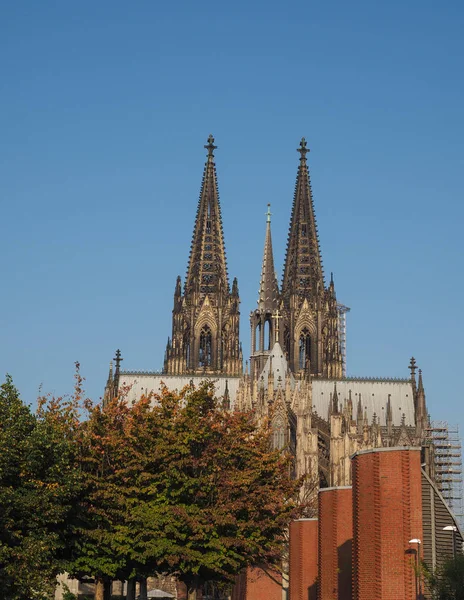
[298,328,311,370]
[199,325,212,368]
[272,416,286,450]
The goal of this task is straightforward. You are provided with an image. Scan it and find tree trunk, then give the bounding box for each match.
[103,579,112,600]
[127,579,136,600]
[95,578,105,600]
[139,577,148,600]
[187,576,202,600]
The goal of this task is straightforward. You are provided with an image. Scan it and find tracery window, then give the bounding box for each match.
[298,328,311,370]
[199,325,212,368]
[272,416,286,450]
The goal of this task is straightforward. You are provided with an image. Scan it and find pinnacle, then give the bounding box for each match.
[257,203,279,313]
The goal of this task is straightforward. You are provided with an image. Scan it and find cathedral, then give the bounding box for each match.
[105,134,432,491]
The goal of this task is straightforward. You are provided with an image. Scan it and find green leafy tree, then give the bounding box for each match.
[424,554,464,600]
[0,373,82,599]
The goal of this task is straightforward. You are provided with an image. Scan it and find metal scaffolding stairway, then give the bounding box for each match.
[426,421,463,530]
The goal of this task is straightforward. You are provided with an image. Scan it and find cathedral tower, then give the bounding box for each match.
[164,136,242,376]
[281,139,343,378]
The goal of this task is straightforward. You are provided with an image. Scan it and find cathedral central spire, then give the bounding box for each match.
[258,204,279,313]
[250,204,280,378]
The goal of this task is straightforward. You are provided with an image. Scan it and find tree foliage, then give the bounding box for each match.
[424,554,464,600]
[68,381,302,598]
[126,382,302,595]
[0,373,82,599]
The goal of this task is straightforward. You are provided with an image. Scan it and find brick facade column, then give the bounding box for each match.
[352,447,423,600]
[318,486,353,600]
[289,518,318,600]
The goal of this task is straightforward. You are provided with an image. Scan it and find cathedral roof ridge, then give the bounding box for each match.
[121,370,242,380]
[319,376,411,384]
[120,370,164,376]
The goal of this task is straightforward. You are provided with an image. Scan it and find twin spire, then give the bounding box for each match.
[282,137,324,302]
[167,134,332,378]
[257,138,325,310]
[185,134,229,296]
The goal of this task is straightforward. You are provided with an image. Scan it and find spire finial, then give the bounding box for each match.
[418,368,424,392]
[409,356,417,386]
[205,134,217,157]
[297,137,310,159]
[266,203,271,223]
[114,349,123,374]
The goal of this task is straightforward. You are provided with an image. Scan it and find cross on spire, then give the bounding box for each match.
[297,137,310,159]
[266,203,272,223]
[273,309,283,342]
[409,356,417,381]
[114,349,123,374]
[205,134,217,157]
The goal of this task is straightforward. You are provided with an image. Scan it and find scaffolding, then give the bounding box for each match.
[337,303,351,377]
[427,421,463,529]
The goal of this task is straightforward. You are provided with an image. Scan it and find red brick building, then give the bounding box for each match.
[289,518,318,600]
[230,566,281,600]
[318,487,353,600]
[352,447,423,600]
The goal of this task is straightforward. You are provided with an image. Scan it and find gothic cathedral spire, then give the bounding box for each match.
[250,204,280,378]
[282,137,324,302]
[281,138,343,378]
[164,136,242,376]
[185,135,229,297]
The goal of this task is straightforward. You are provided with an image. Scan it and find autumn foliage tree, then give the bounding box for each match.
[66,381,302,599]
[91,382,301,598]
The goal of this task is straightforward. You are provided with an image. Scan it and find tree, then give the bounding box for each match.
[0,373,82,599]
[119,382,302,600]
[66,393,134,600]
[424,554,464,600]
[65,381,304,600]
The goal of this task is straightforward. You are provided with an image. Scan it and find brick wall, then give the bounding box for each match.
[289,518,318,600]
[318,486,353,600]
[231,566,282,600]
[352,447,423,600]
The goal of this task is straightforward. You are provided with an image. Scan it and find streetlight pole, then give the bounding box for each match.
[409,539,422,600]
[443,525,457,559]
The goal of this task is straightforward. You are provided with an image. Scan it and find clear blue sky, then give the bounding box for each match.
[1,1,463,438]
